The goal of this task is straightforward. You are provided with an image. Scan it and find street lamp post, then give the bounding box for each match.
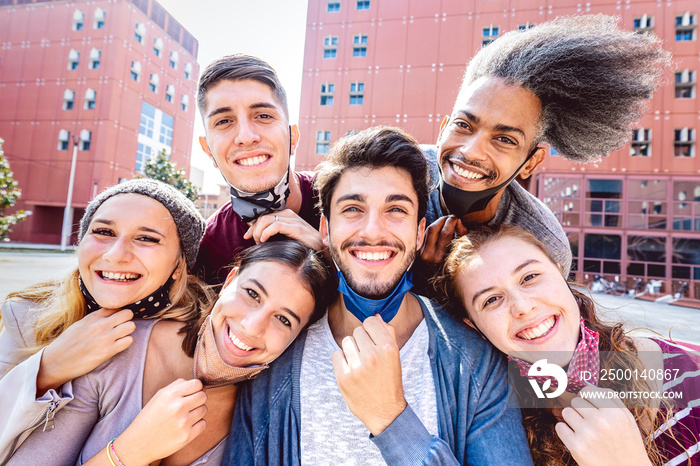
[60,134,80,251]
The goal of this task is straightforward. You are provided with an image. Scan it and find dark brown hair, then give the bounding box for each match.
[314,126,429,222]
[196,54,289,120]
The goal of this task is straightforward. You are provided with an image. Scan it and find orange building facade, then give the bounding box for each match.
[298,0,700,298]
[0,0,199,244]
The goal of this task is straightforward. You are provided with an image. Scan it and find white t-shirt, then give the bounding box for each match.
[299,313,438,465]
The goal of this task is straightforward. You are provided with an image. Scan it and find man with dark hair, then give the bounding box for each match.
[227,126,533,465]
[194,54,322,285]
[420,15,670,274]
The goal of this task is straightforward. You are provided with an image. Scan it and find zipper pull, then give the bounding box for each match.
[42,401,59,432]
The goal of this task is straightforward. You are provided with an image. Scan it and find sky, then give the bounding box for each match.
[157,0,310,194]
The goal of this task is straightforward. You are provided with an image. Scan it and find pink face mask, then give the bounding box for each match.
[192,315,268,388]
[509,318,600,394]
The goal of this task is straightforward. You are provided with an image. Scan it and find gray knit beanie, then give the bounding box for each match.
[78,179,205,270]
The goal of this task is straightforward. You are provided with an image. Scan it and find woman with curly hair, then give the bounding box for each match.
[433,224,699,465]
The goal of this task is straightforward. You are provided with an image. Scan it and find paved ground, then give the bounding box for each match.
[1,251,698,344]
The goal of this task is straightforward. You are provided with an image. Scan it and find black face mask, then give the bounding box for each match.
[438,145,537,221]
[79,275,173,317]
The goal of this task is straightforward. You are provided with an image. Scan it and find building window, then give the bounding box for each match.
[585,179,622,228]
[630,129,651,157]
[58,129,70,150]
[130,61,141,81]
[323,36,338,59]
[135,22,145,43]
[67,49,79,70]
[62,89,75,110]
[149,73,159,93]
[672,181,700,231]
[184,62,192,79]
[84,88,96,110]
[166,84,174,103]
[316,131,331,154]
[93,8,105,29]
[676,13,696,41]
[482,25,499,46]
[627,179,667,230]
[159,113,174,146]
[88,48,101,69]
[135,142,152,173]
[328,1,340,12]
[356,0,369,10]
[79,129,91,151]
[169,50,179,69]
[518,22,535,30]
[349,81,364,105]
[633,14,653,33]
[674,128,695,157]
[140,102,155,137]
[181,94,189,111]
[72,9,84,31]
[675,70,696,98]
[627,236,666,278]
[320,83,334,106]
[153,37,163,57]
[583,233,622,275]
[353,34,368,57]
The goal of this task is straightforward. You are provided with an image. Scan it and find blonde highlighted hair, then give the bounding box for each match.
[2,254,215,366]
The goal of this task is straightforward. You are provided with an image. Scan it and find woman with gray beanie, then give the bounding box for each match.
[0,178,216,462]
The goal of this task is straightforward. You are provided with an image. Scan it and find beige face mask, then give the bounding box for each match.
[193,315,268,388]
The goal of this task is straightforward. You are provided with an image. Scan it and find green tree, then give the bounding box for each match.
[140,149,199,202]
[0,138,27,241]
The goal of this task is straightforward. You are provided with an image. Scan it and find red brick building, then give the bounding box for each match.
[0,0,199,244]
[297,0,700,298]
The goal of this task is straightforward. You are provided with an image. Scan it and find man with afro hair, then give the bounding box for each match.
[420,15,670,276]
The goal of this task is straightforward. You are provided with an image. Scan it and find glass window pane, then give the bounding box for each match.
[628,215,646,229]
[584,234,621,259]
[587,179,622,199]
[672,266,691,279]
[628,235,665,262]
[604,215,621,227]
[627,262,645,276]
[603,261,621,274]
[649,216,666,229]
[647,264,665,277]
[672,238,700,264]
[628,179,666,200]
[583,260,601,273]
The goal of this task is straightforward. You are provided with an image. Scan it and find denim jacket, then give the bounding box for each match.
[225,295,533,465]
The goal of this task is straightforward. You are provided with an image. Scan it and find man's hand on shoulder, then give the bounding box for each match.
[243,209,323,251]
[419,215,467,266]
[331,315,407,436]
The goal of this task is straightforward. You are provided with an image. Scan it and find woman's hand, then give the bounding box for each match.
[36,308,135,394]
[555,386,652,466]
[109,379,207,465]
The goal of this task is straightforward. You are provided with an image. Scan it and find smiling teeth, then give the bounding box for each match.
[100,272,139,281]
[355,251,391,261]
[452,163,484,180]
[238,155,269,166]
[518,316,556,340]
[228,327,254,351]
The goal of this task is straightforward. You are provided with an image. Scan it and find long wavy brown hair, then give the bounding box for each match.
[432,223,677,465]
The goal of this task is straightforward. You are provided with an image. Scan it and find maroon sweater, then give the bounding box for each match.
[193,171,320,286]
